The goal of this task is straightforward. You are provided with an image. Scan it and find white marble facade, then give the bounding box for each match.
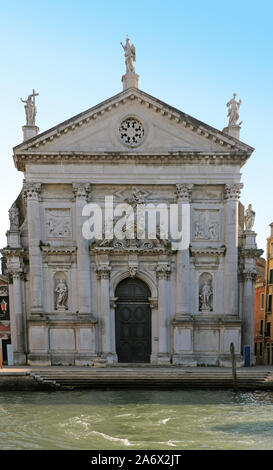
[2,77,262,366]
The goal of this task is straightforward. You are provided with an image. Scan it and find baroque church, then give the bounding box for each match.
[2,38,262,367]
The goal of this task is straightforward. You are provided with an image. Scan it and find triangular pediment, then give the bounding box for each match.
[14,88,253,161]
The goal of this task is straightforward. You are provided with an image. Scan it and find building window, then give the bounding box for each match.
[268,295,272,314]
[254,343,257,356]
[260,320,264,335]
[260,343,263,356]
[261,293,265,309]
[270,269,273,284]
[266,322,271,337]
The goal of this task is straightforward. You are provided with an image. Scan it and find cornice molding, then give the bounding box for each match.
[14,151,248,172]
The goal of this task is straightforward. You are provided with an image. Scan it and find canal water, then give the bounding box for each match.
[1,389,273,450]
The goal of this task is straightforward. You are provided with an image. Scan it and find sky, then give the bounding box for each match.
[0,0,272,254]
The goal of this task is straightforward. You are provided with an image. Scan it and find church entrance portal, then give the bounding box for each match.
[115,278,151,363]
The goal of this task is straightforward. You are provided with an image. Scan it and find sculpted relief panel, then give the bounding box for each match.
[45,209,72,239]
[193,209,220,241]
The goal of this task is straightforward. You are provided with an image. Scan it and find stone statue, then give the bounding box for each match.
[120,36,136,73]
[20,89,39,125]
[9,203,19,230]
[55,280,68,310]
[200,281,212,311]
[244,204,255,231]
[226,93,242,126]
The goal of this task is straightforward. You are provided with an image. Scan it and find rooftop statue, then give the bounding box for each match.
[226,93,242,126]
[20,89,39,126]
[120,36,136,73]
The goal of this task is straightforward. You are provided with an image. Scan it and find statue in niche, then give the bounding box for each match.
[199,280,213,312]
[20,89,39,126]
[55,279,68,310]
[120,36,136,73]
[244,204,255,231]
[226,93,242,126]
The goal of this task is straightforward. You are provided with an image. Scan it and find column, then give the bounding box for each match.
[23,182,43,314]
[96,264,115,362]
[175,184,193,317]
[11,271,26,364]
[223,183,243,315]
[73,183,92,314]
[156,263,171,363]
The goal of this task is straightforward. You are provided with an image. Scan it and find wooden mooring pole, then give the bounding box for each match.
[230,342,237,390]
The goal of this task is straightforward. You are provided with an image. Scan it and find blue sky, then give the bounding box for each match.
[0,0,272,253]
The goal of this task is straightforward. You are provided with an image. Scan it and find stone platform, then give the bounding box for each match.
[1,365,273,391]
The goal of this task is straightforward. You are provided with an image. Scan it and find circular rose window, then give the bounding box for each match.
[119,117,144,147]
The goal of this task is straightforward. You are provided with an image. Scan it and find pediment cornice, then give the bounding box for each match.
[14,149,248,171]
[13,88,253,163]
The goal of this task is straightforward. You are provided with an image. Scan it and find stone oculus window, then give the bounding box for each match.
[119,117,144,147]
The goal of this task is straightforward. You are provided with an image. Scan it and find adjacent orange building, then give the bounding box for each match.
[254,257,265,364]
[264,223,273,364]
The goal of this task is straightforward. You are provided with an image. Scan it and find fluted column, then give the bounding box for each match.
[224,183,243,315]
[175,184,193,317]
[156,263,171,363]
[73,183,92,314]
[23,182,43,314]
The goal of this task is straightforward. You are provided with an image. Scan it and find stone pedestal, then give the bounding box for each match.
[222,125,241,140]
[122,72,139,90]
[22,125,39,141]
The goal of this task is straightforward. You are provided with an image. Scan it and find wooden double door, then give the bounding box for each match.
[115,278,151,363]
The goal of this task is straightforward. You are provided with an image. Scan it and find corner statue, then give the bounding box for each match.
[244,204,255,231]
[226,93,242,127]
[120,36,136,73]
[20,89,39,126]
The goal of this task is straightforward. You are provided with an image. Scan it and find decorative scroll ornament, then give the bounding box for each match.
[128,266,138,278]
[119,118,144,147]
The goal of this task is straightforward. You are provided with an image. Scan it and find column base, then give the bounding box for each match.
[13,352,27,365]
[151,353,171,365]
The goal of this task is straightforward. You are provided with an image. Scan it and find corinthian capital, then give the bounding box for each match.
[224,183,243,201]
[72,183,91,200]
[175,183,193,203]
[156,263,171,280]
[23,182,41,201]
[96,265,111,279]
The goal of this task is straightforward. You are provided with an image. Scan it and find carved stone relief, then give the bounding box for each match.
[193,209,220,241]
[45,209,72,239]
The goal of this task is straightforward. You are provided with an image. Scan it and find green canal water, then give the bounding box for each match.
[1,389,273,450]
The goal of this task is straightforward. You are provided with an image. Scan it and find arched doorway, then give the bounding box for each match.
[115,278,151,363]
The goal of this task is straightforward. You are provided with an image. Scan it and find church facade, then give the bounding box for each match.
[2,42,262,366]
